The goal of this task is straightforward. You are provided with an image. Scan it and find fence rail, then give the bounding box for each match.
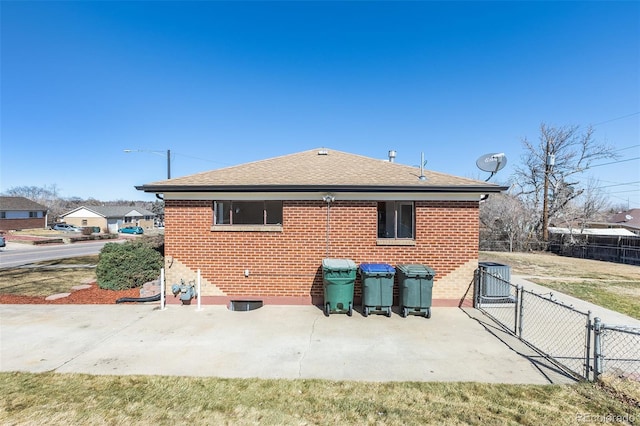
[475,269,640,382]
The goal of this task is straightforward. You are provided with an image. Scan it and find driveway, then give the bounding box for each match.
[0,304,574,384]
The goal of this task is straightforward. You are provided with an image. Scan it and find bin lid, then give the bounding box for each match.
[478,261,508,268]
[359,263,395,274]
[396,263,436,278]
[322,258,357,271]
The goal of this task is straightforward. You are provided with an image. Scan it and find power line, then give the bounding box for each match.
[608,189,640,195]
[597,181,640,189]
[586,156,640,170]
[593,112,640,127]
[612,144,640,153]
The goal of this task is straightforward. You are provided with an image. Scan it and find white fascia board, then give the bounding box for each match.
[164,191,483,202]
[64,208,103,218]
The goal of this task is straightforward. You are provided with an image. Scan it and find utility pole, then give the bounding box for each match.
[542,140,554,242]
[166,149,171,179]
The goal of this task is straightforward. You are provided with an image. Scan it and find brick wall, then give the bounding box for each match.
[0,218,47,231]
[164,199,479,306]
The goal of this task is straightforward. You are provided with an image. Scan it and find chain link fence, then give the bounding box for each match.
[519,289,591,379]
[593,320,640,380]
[475,267,640,382]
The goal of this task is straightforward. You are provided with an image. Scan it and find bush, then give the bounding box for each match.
[96,240,163,290]
[81,227,93,236]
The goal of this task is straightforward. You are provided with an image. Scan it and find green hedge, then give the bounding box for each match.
[96,240,163,290]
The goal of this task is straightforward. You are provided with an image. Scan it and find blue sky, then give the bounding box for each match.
[2,1,639,207]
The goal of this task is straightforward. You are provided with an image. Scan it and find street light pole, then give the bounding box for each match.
[123,149,171,180]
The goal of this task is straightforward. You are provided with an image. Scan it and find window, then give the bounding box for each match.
[214,201,283,225]
[0,212,5,219]
[29,211,38,218]
[377,202,414,239]
[81,219,88,226]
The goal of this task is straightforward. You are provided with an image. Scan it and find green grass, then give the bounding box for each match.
[1,372,638,425]
[531,279,640,320]
[0,256,98,297]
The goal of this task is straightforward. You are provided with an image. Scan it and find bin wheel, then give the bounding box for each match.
[401,307,408,318]
[363,306,369,317]
[386,307,392,318]
[347,302,353,317]
[324,303,330,317]
[426,308,431,319]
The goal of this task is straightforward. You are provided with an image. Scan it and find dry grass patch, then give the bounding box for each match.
[0,256,98,297]
[480,251,640,282]
[1,372,639,425]
[480,251,640,320]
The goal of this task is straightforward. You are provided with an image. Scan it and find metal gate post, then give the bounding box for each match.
[593,317,603,380]
[585,311,592,380]
[517,285,524,338]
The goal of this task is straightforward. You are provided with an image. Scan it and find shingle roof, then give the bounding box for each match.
[61,205,155,218]
[0,196,48,211]
[138,148,507,193]
[608,209,640,229]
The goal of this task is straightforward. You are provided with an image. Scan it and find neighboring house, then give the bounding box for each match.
[606,209,640,235]
[0,196,48,231]
[60,206,156,233]
[137,148,507,306]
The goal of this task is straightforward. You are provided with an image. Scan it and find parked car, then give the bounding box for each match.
[52,223,81,232]
[119,226,144,235]
[0,235,5,248]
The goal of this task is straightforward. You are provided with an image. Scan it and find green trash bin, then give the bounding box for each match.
[396,264,436,318]
[359,263,395,317]
[322,258,357,316]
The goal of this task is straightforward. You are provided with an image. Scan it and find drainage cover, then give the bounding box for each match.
[229,300,263,311]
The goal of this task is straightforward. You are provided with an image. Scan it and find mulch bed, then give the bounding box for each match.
[0,285,142,305]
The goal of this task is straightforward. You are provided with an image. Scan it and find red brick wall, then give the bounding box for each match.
[0,218,47,231]
[165,199,479,304]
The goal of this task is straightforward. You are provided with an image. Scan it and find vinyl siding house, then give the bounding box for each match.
[0,196,48,231]
[137,149,507,306]
[60,206,156,233]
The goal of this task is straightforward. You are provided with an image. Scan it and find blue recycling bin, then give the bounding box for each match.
[359,263,395,317]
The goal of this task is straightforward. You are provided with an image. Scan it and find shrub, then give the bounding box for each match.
[96,241,163,290]
[81,227,93,236]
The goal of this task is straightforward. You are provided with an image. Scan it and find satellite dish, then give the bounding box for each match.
[625,214,633,221]
[476,153,507,181]
[476,153,507,172]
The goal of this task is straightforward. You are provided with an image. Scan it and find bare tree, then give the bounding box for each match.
[480,193,534,252]
[511,123,617,240]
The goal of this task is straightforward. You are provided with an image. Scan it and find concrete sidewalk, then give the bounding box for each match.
[512,274,640,327]
[0,304,574,384]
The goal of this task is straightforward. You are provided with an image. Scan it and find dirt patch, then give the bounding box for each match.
[0,285,141,305]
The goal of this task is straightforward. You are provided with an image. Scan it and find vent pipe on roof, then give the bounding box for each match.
[419,152,427,181]
[388,150,396,162]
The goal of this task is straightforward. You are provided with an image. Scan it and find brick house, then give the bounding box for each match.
[0,196,48,231]
[60,206,156,233]
[137,149,507,306]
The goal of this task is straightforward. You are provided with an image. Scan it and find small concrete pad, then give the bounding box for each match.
[44,293,71,301]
